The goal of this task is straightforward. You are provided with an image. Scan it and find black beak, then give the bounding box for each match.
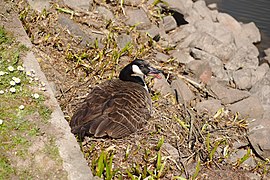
[148,66,162,79]
[148,66,161,75]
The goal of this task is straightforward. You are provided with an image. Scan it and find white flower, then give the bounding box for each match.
[26,71,32,76]
[29,77,33,83]
[0,119,3,125]
[40,87,46,91]
[10,80,16,86]
[12,77,21,84]
[40,81,46,87]
[0,90,4,94]
[32,93,39,99]
[0,71,5,76]
[19,105,25,110]
[8,66,14,72]
[9,87,16,93]
[17,66,24,71]
[34,77,39,81]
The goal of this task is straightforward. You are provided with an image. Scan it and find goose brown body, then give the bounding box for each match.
[70,79,152,138]
[70,59,161,139]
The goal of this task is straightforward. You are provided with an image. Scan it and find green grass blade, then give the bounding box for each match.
[192,159,201,179]
[156,151,161,171]
[156,136,164,151]
[96,151,105,177]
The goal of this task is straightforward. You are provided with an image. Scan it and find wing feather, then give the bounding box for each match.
[70,79,152,138]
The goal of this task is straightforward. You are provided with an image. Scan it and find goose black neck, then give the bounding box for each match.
[119,65,145,86]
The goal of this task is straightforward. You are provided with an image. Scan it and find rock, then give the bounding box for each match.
[153,74,173,96]
[232,64,269,90]
[248,112,270,159]
[116,34,132,49]
[155,51,170,62]
[232,69,254,90]
[225,45,259,70]
[83,18,102,29]
[58,15,99,47]
[151,0,193,15]
[168,24,196,45]
[193,19,215,34]
[162,16,177,32]
[186,60,212,84]
[210,9,219,22]
[196,99,223,115]
[265,48,270,57]
[208,3,217,10]
[171,49,194,64]
[123,0,142,6]
[228,96,264,119]
[217,13,242,33]
[253,63,270,83]
[192,0,212,21]
[145,25,161,39]
[189,32,236,62]
[241,22,261,44]
[213,23,235,44]
[198,65,212,84]
[64,0,93,11]
[208,79,251,105]
[190,48,229,81]
[161,143,179,161]
[250,70,270,108]
[125,8,151,30]
[171,77,195,104]
[244,172,261,180]
[96,6,115,20]
[27,0,50,12]
[228,149,256,168]
[193,19,234,45]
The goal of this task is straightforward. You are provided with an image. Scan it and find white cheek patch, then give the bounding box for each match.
[132,65,144,76]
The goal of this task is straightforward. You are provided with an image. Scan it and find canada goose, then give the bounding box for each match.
[70,59,161,139]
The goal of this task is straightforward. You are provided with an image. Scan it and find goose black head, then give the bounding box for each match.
[119,59,161,87]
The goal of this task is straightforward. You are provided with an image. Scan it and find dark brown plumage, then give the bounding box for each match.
[70,59,161,139]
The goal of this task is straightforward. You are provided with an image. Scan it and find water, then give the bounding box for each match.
[204,0,270,56]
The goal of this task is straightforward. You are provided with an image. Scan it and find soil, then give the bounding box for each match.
[5,0,269,179]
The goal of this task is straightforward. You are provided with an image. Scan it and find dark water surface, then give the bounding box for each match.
[204,0,270,56]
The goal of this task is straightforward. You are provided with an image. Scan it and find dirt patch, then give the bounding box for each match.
[8,113,67,179]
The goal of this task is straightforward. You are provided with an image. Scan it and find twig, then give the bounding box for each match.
[120,0,126,16]
[178,74,216,98]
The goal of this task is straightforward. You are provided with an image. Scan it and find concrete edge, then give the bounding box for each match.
[1,10,94,180]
